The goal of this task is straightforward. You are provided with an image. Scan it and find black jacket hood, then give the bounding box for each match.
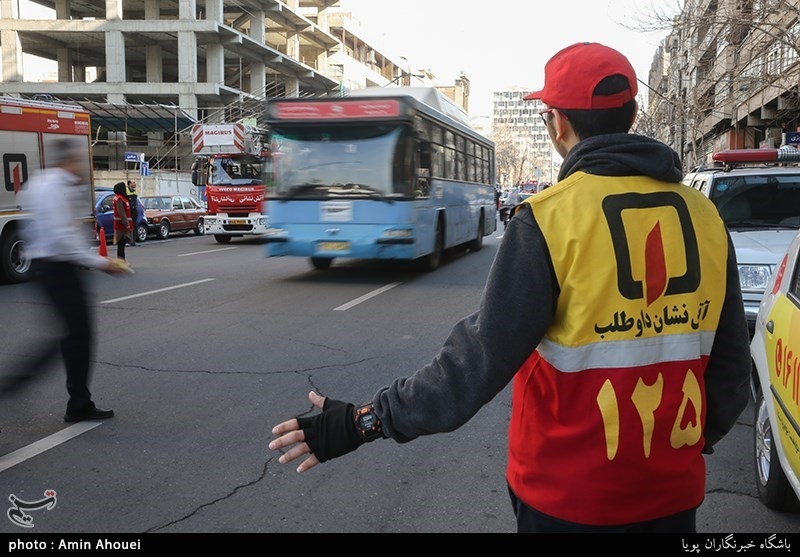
[558,133,684,184]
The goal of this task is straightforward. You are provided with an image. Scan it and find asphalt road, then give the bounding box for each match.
[0,224,798,541]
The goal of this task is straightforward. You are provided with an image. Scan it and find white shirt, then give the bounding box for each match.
[19,167,108,269]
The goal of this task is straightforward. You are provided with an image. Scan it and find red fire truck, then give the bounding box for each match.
[0,96,95,283]
[190,123,270,243]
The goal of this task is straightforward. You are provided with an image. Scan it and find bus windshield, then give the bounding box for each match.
[209,155,263,186]
[268,125,413,200]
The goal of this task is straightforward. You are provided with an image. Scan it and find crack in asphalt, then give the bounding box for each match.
[138,364,352,532]
[95,355,384,375]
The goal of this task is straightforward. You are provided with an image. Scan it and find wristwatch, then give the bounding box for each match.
[354,402,384,442]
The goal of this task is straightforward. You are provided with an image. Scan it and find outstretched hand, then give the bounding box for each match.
[269,391,326,473]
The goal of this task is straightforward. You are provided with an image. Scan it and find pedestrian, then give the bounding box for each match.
[1,137,127,422]
[268,42,751,533]
[126,180,139,246]
[112,181,132,263]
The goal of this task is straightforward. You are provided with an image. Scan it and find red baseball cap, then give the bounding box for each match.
[524,42,638,110]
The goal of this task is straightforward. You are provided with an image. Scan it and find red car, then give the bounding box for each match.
[141,195,206,239]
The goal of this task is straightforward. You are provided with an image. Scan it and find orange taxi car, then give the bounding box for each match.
[751,228,800,512]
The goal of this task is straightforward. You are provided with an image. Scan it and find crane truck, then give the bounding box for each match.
[190,123,269,243]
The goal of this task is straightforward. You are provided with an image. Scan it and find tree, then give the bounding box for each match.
[628,0,800,170]
[490,121,522,187]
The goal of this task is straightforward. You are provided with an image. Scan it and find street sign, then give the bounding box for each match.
[783,132,800,146]
[124,152,144,162]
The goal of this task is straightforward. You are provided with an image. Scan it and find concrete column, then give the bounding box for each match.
[0,0,22,82]
[144,0,159,18]
[251,62,266,97]
[287,32,300,61]
[57,47,73,82]
[206,0,223,21]
[105,30,126,85]
[178,0,198,94]
[178,0,198,131]
[55,0,71,19]
[106,0,122,20]
[105,0,125,90]
[204,0,224,87]
[248,11,266,96]
[207,43,224,87]
[146,46,163,82]
[285,76,299,97]
[250,10,265,43]
[284,0,300,60]
[144,0,162,83]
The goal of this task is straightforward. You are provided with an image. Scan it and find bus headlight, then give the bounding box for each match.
[264,228,288,238]
[381,229,412,239]
[738,264,773,291]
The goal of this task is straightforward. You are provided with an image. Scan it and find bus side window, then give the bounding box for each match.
[419,140,432,169]
[417,140,432,197]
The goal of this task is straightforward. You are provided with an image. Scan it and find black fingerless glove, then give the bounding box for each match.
[296,398,364,463]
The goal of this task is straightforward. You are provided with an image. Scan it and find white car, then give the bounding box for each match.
[750,227,800,512]
[683,147,800,336]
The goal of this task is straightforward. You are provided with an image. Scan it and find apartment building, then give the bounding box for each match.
[492,89,556,186]
[0,0,440,175]
[649,0,800,170]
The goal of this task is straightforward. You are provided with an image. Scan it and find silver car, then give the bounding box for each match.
[683,148,800,335]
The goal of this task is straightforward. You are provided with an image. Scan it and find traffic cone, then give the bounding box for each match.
[98,229,108,257]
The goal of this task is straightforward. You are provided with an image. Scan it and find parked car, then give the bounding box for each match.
[140,195,206,239]
[94,188,147,244]
[750,228,800,512]
[683,147,800,336]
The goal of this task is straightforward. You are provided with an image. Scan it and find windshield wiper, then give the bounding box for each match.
[725,220,798,229]
[283,182,327,200]
[328,183,394,203]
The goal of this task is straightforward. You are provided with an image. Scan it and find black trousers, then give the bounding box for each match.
[508,484,697,533]
[129,210,138,244]
[116,233,127,259]
[1,260,96,415]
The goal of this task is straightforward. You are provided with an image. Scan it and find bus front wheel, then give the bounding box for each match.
[311,257,333,270]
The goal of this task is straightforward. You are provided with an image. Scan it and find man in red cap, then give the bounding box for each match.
[268,42,751,533]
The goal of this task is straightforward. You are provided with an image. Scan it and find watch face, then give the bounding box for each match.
[359,412,376,429]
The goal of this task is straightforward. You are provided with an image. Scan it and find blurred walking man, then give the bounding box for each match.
[1,137,126,422]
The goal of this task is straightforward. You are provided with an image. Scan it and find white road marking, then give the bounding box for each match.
[179,247,238,257]
[334,282,402,311]
[100,278,216,304]
[0,422,102,473]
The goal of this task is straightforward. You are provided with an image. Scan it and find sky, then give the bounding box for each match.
[340,0,682,119]
[18,0,681,121]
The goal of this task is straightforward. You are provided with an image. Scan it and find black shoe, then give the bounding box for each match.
[64,408,115,423]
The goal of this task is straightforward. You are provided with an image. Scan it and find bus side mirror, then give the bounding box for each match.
[190,161,200,186]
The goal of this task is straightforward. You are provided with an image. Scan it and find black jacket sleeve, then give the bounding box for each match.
[374,205,557,442]
[702,234,752,452]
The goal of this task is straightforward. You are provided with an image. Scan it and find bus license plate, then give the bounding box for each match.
[318,241,349,252]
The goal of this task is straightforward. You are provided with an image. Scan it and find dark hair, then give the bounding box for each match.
[557,75,636,139]
[51,137,85,166]
[113,181,126,195]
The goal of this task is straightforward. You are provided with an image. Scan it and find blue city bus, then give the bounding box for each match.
[262,87,497,271]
